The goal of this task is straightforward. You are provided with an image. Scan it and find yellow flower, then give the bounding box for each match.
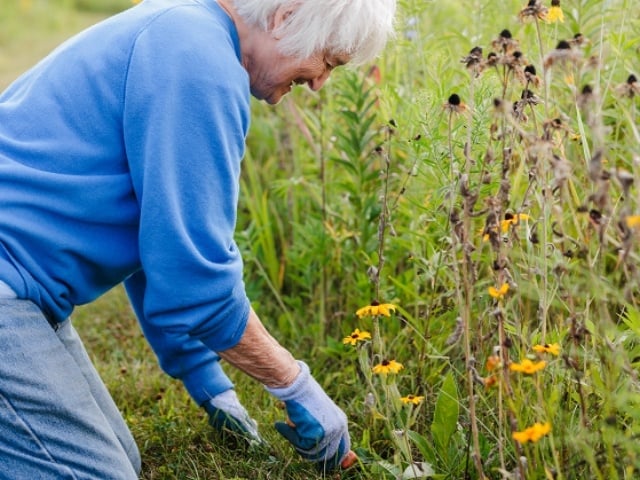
[510,358,547,374]
[626,215,640,228]
[546,1,564,23]
[356,302,397,318]
[501,213,530,233]
[488,283,510,299]
[401,394,425,405]
[532,343,560,356]
[372,359,404,375]
[512,422,552,443]
[343,328,372,346]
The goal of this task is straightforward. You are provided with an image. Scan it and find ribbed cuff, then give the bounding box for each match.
[181,358,234,406]
[265,360,309,400]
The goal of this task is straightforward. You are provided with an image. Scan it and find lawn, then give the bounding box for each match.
[2,0,639,478]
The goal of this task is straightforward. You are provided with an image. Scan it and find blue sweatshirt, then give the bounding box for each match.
[0,0,251,404]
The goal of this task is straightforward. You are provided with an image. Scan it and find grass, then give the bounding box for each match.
[2,0,640,478]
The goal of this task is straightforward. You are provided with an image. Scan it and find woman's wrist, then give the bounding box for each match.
[218,308,300,387]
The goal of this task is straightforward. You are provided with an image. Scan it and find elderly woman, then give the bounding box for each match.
[0,0,396,477]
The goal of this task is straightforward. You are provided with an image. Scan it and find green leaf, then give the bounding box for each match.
[407,430,436,463]
[430,371,459,455]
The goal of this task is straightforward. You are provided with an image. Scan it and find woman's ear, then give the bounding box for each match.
[270,4,296,37]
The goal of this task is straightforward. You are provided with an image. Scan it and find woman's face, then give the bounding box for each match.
[247,42,350,104]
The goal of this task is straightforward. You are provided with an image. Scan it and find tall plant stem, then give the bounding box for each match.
[374,130,393,301]
[447,109,486,480]
[533,17,552,342]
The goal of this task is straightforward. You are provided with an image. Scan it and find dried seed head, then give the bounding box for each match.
[589,209,603,225]
[615,74,640,98]
[492,29,519,53]
[513,61,533,86]
[544,40,582,69]
[570,32,588,47]
[485,51,499,68]
[616,168,634,194]
[578,84,596,109]
[444,93,467,114]
[462,46,484,71]
[518,0,548,22]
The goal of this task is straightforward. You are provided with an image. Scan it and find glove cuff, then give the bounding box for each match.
[265,360,310,400]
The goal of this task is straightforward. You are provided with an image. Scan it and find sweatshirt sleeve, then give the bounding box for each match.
[122,7,251,361]
[124,271,234,405]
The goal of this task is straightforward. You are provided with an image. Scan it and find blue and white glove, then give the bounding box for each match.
[266,361,351,472]
[203,389,263,445]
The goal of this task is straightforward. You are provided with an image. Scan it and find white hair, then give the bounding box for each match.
[229,0,397,65]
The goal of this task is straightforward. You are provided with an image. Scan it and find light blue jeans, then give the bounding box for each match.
[0,295,141,479]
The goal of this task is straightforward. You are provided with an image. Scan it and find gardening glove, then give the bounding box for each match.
[203,389,263,445]
[266,361,351,472]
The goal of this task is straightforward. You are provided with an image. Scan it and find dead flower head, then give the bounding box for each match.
[518,0,548,22]
[570,32,589,48]
[444,93,467,114]
[544,40,583,70]
[461,46,484,75]
[501,50,528,71]
[577,84,595,109]
[616,74,640,98]
[491,29,519,54]
[519,88,542,107]
[522,64,541,87]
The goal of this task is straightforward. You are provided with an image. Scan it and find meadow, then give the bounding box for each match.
[1,0,639,478]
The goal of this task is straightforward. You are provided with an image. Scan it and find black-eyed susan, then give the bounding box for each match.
[501,212,531,233]
[570,32,588,48]
[485,52,500,69]
[523,64,541,87]
[501,50,528,71]
[626,215,640,229]
[532,343,560,356]
[546,0,564,23]
[443,94,467,114]
[488,283,510,299]
[372,359,404,375]
[356,302,397,318]
[615,74,640,98]
[509,358,546,374]
[491,29,519,54]
[343,328,372,346]
[512,422,552,443]
[400,394,425,405]
[518,0,548,22]
[461,46,484,68]
[461,46,484,76]
[543,40,582,70]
